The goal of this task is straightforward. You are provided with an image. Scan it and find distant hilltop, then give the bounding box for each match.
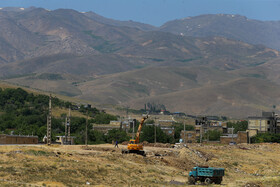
[0,7,279,117]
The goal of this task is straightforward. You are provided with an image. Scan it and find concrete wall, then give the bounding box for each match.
[208,126,224,132]
[220,131,248,144]
[93,124,120,133]
[180,131,196,143]
[110,121,121,126]
[246,129,258,138]
[161,127,175,136]
[237,131,248,143]
[0,135,38,144]
[158,120,174,126]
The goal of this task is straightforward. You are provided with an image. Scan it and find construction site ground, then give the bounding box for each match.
[0,143,280,187]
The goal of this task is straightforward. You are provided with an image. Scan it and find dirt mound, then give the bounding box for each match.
[162,156,194,170]
[121,141,173,148]
[244,182,263,187]
[82,146,118,153]
[121,141,129,145]
[142,141,173,148]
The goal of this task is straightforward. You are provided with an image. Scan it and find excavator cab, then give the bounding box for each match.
[127,139,143,151]
[129,140,136,144]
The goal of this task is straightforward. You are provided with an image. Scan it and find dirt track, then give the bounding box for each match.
[0,143,280,186]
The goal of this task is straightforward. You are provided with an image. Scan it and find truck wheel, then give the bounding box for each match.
[200,178,205,183]
[205,178,212,185]
[215,178,222,184]
[188,176,195,185]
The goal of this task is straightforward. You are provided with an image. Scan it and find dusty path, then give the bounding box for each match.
[0,143,279,186]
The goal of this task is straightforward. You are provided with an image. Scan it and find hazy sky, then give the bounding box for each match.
[0,0,279,26]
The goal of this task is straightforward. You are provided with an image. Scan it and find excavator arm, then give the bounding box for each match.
[134,115,148,144]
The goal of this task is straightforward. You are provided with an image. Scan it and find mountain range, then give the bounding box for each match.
[0,7,280,118]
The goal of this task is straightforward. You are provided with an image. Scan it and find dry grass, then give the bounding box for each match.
[0,143,280,186]
[52,107,88,118]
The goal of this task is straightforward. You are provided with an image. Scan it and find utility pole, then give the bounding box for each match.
[64,108,70,144]
[154,124,156,143]
[154,117,158,143]
[132,119,135,139]
[65,114,67,144]
[85,104,91,146]
[126,106,129,119]
[231,126,234,143]
[183,120,186,144]
[68,108,71,143]
[47,94,52,146]
[207,122,209,143]
[85,109,88,146]
[64,107,71,145]
[200,125,202,145]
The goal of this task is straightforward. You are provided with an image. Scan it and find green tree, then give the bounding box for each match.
[106,129,130,143]
[0,87,117,144]
[227,121,248,133]
[173,123,194,142]
[251,133,280,143]
[88,130,106,144]
[140,125,173,143]
[70,117,86,133]
[204,130,222,141]
[93,113,117,124]
[145,119,155,124]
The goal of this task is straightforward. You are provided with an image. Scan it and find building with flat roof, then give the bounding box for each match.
[248,112,280,133]
[55,136,75,145]
[180,130,196,143]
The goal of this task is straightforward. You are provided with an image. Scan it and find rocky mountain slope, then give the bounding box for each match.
[160,14,280,51]
[84,11,156,31]
[0,7,280,117]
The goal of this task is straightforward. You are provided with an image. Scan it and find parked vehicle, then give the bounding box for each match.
[188,166,225,185]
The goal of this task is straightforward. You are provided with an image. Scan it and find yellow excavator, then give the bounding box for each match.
[122,115,148,156]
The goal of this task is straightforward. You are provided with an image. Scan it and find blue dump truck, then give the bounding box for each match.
[188,166,225,185]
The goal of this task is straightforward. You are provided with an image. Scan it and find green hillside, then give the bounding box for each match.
[0,87,117,144]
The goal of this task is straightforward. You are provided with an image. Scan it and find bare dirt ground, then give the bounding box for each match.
[0,143,280,186]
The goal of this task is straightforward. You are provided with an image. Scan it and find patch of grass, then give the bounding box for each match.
[233,162,239,166]
[91,43,120,53]
[243,73,265,79]
[262,177,280,186]
[83,30,103,40]
[247,61,266,67]
[146,58,164,62]
[2,73,36,80]
[83,30,120,53]
[97,166,107,175]
[58,91,79,97]
[0,166,17,175]
[36,73,64,80]
[176,57,202,63]
[24,150,52,156]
